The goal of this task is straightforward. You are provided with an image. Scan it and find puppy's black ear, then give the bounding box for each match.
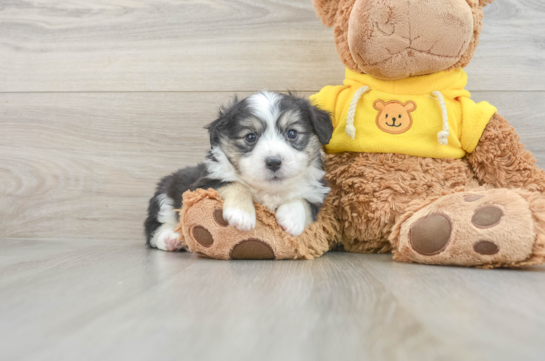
[205,95,239,146]
[306,102,334,145]
[205,115,225,146]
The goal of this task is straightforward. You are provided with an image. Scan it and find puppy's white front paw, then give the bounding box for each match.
[276,202,307,237]
[153,228,185,252]
[223,207,256,232]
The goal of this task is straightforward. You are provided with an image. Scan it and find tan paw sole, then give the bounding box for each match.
[395,189,539,268]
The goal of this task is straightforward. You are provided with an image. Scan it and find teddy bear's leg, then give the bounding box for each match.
[324,152,473,254]
[390,189,545,268]
[176,189,335,260]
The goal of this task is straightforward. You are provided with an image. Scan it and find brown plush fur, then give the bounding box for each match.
[326,0,359,73]
[468,113,545,192]
[324,153,475,253]
[312,0,341,27]
[510,190,545,268]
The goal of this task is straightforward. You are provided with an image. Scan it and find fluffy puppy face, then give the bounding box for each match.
[206,92,333,190]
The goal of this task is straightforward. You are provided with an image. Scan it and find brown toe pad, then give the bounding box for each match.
[474,241,499,255]
[192,226,214,247]
[472,206,503,228]
[410,214,452,256]
[230,239,276,260]
[214,209,229,227]
[465,195,484,202]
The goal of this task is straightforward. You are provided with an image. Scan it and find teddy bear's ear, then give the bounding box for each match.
[373,100,386,111]
[480,0,496,6]
[403,101,417,113]
[205,95,240,146]
[312,0,342,27]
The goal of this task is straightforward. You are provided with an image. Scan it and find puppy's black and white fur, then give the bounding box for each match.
[144,91,333,251]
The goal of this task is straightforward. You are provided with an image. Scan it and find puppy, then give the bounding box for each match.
[144,91,333,251]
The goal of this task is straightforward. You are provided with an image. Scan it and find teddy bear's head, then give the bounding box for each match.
[313,0,495,80]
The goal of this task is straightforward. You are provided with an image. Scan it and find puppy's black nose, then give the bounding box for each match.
[265,157,282,172]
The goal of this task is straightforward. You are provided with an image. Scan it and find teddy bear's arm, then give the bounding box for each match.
[468,113,545,192]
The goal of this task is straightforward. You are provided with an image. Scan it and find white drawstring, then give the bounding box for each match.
[432,91,449,145]
[345,86,369,139]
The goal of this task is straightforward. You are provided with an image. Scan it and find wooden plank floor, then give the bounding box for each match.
[1,238,545,361]
[1,1,545,360]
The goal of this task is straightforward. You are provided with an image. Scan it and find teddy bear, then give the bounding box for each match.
[175,0,545,268]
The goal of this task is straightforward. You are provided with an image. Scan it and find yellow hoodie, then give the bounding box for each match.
[310,68,497,159]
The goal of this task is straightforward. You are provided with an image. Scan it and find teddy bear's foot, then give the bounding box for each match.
[181,198,281,260]
[391,189,545,268]
[175,189,331,260]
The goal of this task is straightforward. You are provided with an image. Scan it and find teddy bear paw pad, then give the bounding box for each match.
[230,239,276,260]
[410,214,452,255]
[213,209,229,226]
[397,190,537,267]
[472,206,503,228]
[473,240,499,255]
[192,226,214,247]
[464,194,485,202]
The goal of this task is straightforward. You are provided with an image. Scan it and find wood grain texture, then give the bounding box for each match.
[0,240,543,361]
[0,0,344,92]
[0,0,544,92]
[2,91,545,240]
[0,92,230,240]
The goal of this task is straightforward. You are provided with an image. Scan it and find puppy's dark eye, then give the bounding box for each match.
[399,114,402,118]
[386,114,388,118]
[245,133,258,143]
[287,129,298,140]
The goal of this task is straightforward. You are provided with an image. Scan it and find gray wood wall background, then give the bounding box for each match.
[1,0,544,241]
